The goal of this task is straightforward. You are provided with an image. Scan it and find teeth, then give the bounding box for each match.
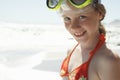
[75,32,83,36]
[74,31,86,37]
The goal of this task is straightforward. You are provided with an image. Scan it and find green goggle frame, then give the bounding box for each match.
[46,0,92,10]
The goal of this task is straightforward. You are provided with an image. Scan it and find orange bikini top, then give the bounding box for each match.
[60,34,105,80]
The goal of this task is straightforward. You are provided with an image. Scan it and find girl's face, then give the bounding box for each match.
[62,6,102,43]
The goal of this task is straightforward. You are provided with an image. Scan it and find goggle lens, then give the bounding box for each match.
[47,0,59,8]
[70,0,87,5]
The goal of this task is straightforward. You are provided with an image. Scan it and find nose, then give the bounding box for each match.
[70,18,81,29]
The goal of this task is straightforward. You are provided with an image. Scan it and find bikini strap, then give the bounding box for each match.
[60,43,79,77]
[86,34,105,78]
[89,34,105,57]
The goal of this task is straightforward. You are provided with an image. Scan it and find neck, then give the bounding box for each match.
[79,33,101,54]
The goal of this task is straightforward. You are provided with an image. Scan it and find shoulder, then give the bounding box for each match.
[95,48,120,68]
[67,48,72,56]
[66,43,79,56]
[95,48,120,80]
[96,48,120,65]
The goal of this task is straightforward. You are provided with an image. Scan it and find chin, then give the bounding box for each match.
[74,33,88,43]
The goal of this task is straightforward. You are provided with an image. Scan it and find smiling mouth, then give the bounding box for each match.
[74,31,86,38]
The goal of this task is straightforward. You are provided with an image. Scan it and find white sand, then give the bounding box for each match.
[0,51,63,80]
[0,64,62,80]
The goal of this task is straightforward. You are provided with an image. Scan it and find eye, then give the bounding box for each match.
[79,16,87,20]
[64,17,71,22]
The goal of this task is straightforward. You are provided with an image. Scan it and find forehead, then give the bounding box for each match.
[61,6,95,16]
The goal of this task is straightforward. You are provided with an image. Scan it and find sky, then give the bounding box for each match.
[0,0,120,25]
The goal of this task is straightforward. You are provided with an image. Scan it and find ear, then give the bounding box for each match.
[98,12,104,21]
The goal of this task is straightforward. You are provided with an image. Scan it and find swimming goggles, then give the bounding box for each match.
[46,0,100,10]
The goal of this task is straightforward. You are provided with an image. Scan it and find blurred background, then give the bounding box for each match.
[0,0,120,80]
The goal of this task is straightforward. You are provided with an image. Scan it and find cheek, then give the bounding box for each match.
[64,23,68,29]
[83,21,99,35]
[64,23,73,34]
[64,22,70,30]
[86,18,99,29]
[85,13,100,29]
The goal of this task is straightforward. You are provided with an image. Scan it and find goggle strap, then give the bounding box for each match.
[93,0,101,4]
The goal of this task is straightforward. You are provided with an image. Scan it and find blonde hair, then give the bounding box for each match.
[92,3,106,35]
